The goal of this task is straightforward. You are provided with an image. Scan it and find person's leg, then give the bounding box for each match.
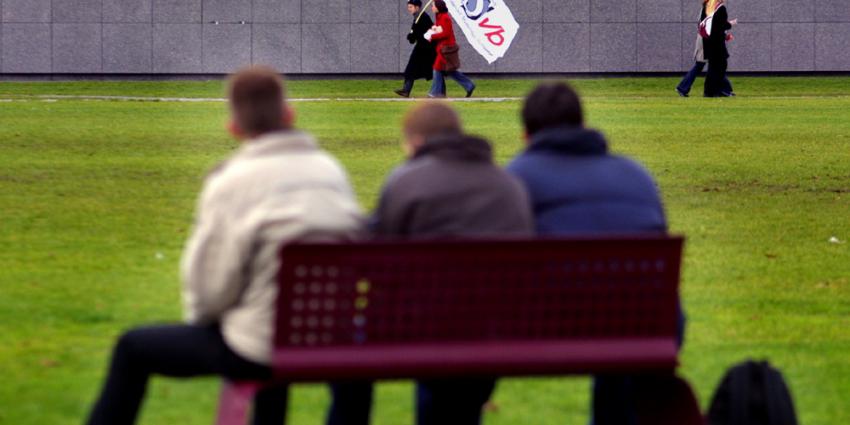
[714,57,729,96]
[253,384,290,425]
[677,62,705,96]
[396,79,414,97]
[86,324,274,425]
[428,70,446,98]
[704,61,719,97]
[326,382,374,425]
[447,71,476,97]
[591,376,638,425]
[721,70,734,95]
[416,378,496,425]
[722,77,734,95]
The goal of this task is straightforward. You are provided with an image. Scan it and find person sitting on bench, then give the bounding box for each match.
[327,101,534,425]
[507,82,684,425]
[85,66,364,425]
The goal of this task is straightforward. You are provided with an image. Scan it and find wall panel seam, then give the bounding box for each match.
[100,0,104,72]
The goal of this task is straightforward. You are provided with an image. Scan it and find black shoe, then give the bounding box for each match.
[676,88,688,97]
[466,86,476,98]
[394,89,410,98]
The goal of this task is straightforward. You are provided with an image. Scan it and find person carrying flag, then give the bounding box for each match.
[395,0,437,98]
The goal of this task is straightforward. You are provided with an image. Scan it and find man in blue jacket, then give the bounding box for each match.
[507,82,682,425]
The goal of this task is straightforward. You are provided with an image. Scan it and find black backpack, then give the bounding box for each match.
[708,360,798,425]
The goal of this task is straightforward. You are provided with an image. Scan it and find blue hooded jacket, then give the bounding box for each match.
[507,126,667,235]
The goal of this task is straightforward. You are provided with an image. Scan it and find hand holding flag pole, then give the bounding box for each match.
[416,0,434,24]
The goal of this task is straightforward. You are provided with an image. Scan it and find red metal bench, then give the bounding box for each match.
[217,236,698,424]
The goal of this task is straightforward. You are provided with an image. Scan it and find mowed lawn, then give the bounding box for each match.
[0,77,848,425]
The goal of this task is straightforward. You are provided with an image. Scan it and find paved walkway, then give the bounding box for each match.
[0,95,524,103]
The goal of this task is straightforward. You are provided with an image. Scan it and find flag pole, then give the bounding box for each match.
[416,0,434,24]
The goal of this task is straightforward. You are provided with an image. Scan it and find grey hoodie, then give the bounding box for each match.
[372,133,533,238]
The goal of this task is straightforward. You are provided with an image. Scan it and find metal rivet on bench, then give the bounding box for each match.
[310,282,322,294]
[290,317,303,328]
[356,279,371,294]
[307,316,319,329]
[309,299,321,311]
[295,266,307,277]
[355,297,368,310]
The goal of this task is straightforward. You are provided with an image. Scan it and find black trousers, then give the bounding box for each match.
[704,57,730,97]
[86,324,289,425]
[328,378,495,425]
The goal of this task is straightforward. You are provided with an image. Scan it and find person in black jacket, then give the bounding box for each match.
[704,0,738,97]
[395,0,437,98]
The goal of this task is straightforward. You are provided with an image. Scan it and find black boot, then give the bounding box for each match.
[395,79,414,97]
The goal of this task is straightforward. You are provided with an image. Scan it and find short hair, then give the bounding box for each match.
[434,0,448,13]
[403,101,462,140]
[227,66,287,136]
[522,82,584,136]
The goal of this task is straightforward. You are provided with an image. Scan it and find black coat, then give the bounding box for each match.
[404,12,437,81]
[704,5,732,61]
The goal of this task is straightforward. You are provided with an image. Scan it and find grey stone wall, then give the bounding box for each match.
[1,0,848,74]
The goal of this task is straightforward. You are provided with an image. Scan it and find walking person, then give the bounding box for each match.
[677,0,710,97]
[395,0,437,98]
[84,67,365,425]
[703,0,737,97]
[677,0,734,97]
[426,0,476,98]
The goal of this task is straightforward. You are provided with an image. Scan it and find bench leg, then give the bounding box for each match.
[216,381,262,425]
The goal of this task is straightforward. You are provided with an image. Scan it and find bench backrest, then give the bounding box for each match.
[272,236,683,381]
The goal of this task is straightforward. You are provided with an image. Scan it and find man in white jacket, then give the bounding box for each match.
[86,66,364,425]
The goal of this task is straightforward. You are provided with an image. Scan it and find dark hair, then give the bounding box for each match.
[227,66,288,136]
[408,0,422,6]
[403,101,462,140]
[522,82,584,136]
[434,0,448,13]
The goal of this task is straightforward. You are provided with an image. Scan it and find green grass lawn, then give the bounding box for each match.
[0,76,848,424]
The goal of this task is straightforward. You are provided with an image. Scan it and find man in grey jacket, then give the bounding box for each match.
[328,101,534,425]
[86,67,364,425]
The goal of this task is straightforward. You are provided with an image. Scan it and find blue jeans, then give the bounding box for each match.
[590,308,687,425]
[677,61,733,95]
[429,70,475,97]
[677,62,706,95]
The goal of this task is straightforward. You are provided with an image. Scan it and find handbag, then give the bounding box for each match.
[698,14,713,39]
[441,45,461,72]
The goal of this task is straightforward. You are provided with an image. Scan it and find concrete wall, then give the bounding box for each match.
[1,0,848,74]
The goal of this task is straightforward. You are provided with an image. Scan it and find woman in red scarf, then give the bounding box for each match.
[426,0,476,98]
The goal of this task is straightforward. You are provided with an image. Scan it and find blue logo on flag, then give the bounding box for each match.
[462,0,495,20]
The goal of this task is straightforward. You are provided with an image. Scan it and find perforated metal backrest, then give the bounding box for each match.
[273,237,682,350]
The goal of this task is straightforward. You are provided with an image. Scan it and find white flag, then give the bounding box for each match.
[443,0,520,64]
